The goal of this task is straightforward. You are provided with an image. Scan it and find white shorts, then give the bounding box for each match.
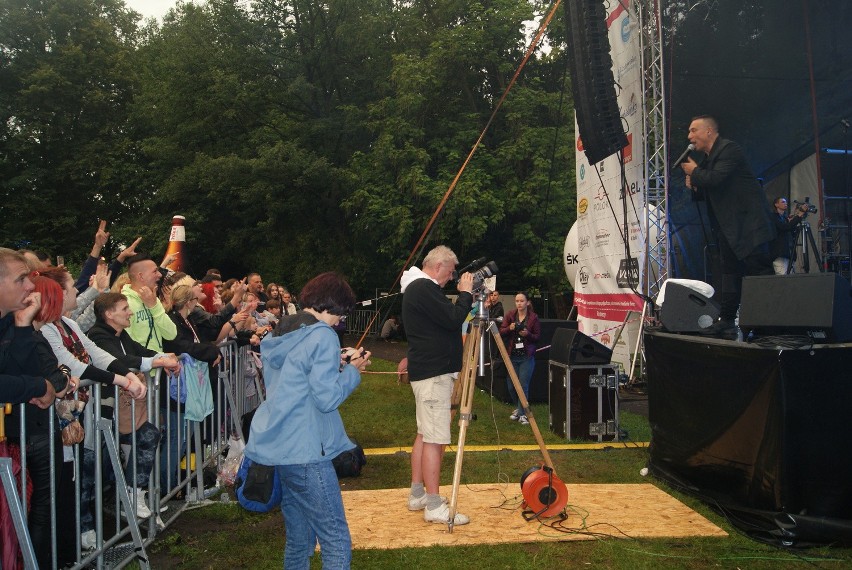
[410,374,455,444]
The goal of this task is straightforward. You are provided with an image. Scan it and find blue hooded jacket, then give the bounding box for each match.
[244,312,360,466]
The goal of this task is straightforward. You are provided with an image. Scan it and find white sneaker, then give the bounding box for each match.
[408,493,428,511]
[81,529,96,550]
[509,410,520,421]
[130,486,152,519]
[154,515,165,530]
[518,415,529,425]
[424,501,470,525]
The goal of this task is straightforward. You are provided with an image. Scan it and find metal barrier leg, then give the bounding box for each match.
[98,419,150,570]
[0,457,38,570]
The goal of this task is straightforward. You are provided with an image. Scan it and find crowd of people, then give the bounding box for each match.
[3,228,541,569]
[0,222,320,567]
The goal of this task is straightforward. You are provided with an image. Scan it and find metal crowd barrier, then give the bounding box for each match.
[0,339,260,570]
[348,309,381,336]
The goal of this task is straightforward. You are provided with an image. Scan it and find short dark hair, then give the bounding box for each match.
[265,299,281,310]
[200,272,222,284]
[126,253,153,271]
[94,293,128,322]
[299,272,356,316]
[691,114,719,132]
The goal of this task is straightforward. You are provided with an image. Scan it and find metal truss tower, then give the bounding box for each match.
[634,0,669,297]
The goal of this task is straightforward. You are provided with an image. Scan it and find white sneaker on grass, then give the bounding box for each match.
[509,410,520,421]
[518,415,529,425]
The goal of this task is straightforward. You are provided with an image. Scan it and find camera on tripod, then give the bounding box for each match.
[452,259,499,292]
[793,197,818,214]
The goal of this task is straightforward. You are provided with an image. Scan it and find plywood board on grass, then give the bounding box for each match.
[344,483,727,550]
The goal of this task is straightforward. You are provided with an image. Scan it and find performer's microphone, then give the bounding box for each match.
[672,143,695,169]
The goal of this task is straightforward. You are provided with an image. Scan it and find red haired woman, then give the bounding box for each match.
[32,267,147,550]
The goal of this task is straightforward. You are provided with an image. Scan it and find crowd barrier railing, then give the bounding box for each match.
[0,339,261,570]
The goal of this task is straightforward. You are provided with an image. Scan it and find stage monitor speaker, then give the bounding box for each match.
[660,282,721,332]
[563,0,628,165]
[550,328,612,365]
[739,273,852,342]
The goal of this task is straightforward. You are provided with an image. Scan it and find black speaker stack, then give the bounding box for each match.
[563,0,627,165]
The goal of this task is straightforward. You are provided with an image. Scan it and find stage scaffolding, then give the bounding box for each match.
[636,0,669,298]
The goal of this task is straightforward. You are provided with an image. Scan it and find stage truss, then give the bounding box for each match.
[636,0,669,298]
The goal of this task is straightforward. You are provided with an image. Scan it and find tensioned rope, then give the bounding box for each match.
[356,0,565,347]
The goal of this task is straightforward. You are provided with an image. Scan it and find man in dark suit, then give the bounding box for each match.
[680,115,776,337]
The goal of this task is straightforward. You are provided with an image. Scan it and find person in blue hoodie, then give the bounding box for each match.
[245,272,370,570]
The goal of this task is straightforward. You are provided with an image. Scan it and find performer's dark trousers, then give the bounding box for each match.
[717,233,774,321]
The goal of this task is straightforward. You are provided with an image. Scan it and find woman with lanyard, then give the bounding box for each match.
[499,292,541,425]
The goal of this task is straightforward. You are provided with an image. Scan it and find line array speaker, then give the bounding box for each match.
[563,0,628,165]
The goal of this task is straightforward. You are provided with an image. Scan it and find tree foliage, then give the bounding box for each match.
[1,0,577,295]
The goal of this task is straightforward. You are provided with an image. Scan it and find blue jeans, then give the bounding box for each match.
[159,410,187,494]
[507,355,535,413]
[276,461,352,570]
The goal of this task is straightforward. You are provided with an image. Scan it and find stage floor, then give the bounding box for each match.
[344,483,727,550]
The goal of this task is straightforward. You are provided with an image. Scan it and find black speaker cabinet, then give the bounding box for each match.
[660,282,721,332]
[563,0,627,164]
[549,327,612,365]
[739,273,852,341]
[475,319,577,404]
[549,363,619,441]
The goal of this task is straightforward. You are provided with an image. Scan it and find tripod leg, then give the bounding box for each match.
[805,225,825,272]
[447,323,481,533]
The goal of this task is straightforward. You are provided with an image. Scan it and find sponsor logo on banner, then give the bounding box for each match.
[622,133,633,164]
[578,266,590,288]
[594,270,612,279]
[579,164,586,181]
[616,258,640,289]
[579,235,591,251]
[595,228,611,246]
[594,186,607,201]
[565,252,578,265]
[619,221,641,242]
[616,53,638,83]
[620,93,638,118]
[600,333,612,346]
[578,197,589,216]
[620,180,642,199]
[620,16,632,43]
[576,136,584,152]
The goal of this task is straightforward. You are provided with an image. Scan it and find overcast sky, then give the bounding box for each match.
[125,0,184,21]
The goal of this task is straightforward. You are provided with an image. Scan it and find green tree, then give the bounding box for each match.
[0,0,142,259]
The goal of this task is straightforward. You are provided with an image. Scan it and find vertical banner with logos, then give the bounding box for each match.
[571,4,645,368]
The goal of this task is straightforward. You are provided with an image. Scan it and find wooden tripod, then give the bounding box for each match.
[447,311,567,532]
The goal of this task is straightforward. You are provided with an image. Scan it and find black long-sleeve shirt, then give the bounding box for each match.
[401,278,472,382]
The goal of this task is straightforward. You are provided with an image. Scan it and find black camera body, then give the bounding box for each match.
[794,196,818,214]
[451,259,499,292]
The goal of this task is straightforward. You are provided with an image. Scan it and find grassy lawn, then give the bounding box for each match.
[147,358,852,568]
